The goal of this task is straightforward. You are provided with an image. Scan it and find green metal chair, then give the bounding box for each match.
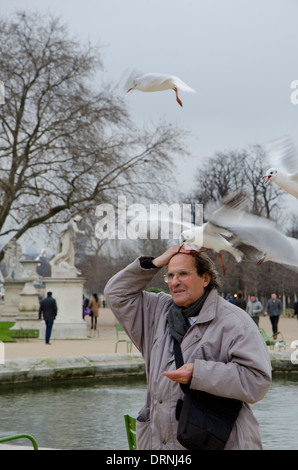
[0,433,38,450]
[259,328,285,349]
[115,323,132,353]
[124,414,137,450]
[259,328,275,348]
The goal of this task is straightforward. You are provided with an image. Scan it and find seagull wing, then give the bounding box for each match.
[171,76,196,93]
[265,135,298,174]
[117,68,142,93]
[208,200,298,266]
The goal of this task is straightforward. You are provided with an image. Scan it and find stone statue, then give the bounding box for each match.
[50,215,85,277]
[3,238,23,279]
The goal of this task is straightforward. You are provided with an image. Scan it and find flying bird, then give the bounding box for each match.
[124,72,195,107]
[180,223,243,275]
[131,210,243,274]
[264,136,298,199]
[207,193,298,269]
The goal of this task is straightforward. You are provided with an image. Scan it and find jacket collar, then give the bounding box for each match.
[194,288,218,324]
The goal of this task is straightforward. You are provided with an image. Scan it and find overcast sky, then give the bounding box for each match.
[2,0,298,201]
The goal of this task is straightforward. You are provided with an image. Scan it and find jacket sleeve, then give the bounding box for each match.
[255,301,263,314]
[104,257,170,356]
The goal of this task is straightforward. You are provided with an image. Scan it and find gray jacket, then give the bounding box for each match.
[104,258,272,450]
[246,298,263,317]
[265,298,282,317]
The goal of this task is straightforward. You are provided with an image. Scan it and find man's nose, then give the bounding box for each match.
[171,274,181,285]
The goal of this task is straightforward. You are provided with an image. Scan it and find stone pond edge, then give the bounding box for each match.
[0,351,297,385]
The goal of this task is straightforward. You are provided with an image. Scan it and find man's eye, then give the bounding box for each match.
[179,271,188,277]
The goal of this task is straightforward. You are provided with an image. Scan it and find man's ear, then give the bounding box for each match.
[203,273,211,288]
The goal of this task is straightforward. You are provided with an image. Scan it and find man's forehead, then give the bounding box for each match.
[168,253,196,270]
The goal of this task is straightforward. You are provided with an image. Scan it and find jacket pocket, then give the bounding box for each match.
[136,419,152,450]
[190,343,212,362]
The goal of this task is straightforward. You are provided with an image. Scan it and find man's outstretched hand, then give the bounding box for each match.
[163,363,194,384]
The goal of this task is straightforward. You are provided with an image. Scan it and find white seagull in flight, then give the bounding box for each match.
[124,72,195,107]
[207,193,298,269]
[180,222,243,275]
[263,136,298,199]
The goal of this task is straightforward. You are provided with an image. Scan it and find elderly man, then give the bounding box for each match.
[104,246,271,450]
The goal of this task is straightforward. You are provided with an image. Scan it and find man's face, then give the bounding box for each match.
[167,254,210,308]
[271,293,277,301]
[250,296,256,302]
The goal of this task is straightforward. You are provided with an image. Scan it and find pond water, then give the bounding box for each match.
[0,375,297,450]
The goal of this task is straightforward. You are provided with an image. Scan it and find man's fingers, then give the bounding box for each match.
[163,364,194,384]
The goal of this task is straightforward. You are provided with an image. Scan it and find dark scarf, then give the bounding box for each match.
[167,289,210,344]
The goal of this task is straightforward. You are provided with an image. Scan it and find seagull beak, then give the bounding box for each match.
[263,175,271,183]
[127,88,133,93]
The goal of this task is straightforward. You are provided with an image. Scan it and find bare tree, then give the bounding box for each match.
[189,145,298,299]
[193,145,283,218]
[192,150,246,205]
[243,145,283,217]
[286,213,298,238]
[0,11,187,260]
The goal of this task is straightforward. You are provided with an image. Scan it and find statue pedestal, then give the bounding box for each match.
[1,281,25,322]
[39,277,87,339]
[11,260,41,330]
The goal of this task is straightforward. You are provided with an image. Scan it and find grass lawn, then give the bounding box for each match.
[0,322,16,342]
[0,322,39,342]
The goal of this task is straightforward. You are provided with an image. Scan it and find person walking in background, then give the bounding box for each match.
[38,291,58,345]
[294,300,298,321]
[88,293,100,330]
[264,292,282,338]
[82,295,90,319]
[225,293,235,304]
[235,291,246,311]
[246,294,263,327]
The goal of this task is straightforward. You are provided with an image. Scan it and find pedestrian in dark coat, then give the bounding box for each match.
[294,300,298,320]
[39,291,58,344]
[264,292,282,338]
[235,291,247,311]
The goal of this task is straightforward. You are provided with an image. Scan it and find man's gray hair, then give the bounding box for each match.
[192,252,221,291]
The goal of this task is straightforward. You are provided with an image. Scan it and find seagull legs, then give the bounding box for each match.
[202,249,226,275]
[173,87,183,107]
[218,252,226,276]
